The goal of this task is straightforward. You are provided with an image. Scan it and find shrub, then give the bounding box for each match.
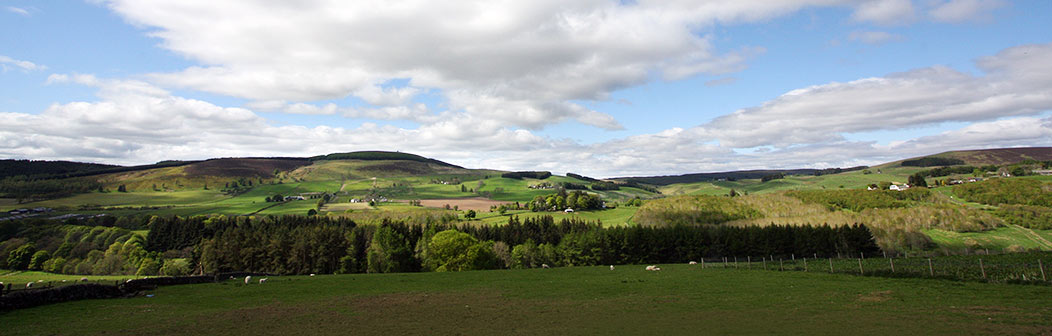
[425,230,498,272]
[159,259,191,276]
[6,243,35,270]
[28,250,50,270]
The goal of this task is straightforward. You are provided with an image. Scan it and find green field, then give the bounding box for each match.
[658,166,927,196]
[927,226,1052,251]
[474,206,641,226]
[1,270,136,285]
[2,265,1050,335]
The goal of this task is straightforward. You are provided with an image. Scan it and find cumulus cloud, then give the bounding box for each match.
[0,55,46,72]
[928,0,1004,23]
[2,73,1050,177]
[693,42,1052,149]
[98,0,897,131]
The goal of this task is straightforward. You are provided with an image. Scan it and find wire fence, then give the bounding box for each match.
[694,251,1051,285]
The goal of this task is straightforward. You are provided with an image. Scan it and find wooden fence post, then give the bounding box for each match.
[734,257,738,268]
[763,258,767,270]
[979,259,986,280]
[858,258,864,275]
[701,259,705,269]
[928,258,934,277]
[804,258,808,272]
[883,251,887,258]
[829,258,833,273]
[792,253,795,261]
[723,257,728,268]
[747,256,751,268]
[889,258,895,273]
[1040,259,1046,282]
[779,259,784,271]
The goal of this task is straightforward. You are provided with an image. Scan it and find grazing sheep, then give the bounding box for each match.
[541,264,550,269]
[61,279,67,282]
[654,267,661,271]
[645,265,655,271]
[26,282,32,289]
[610,265,615,270]
[245,275,252,285]
[37,280,43,283]
[689,261,697,265]
[309,273,316,277]
[259,278,268,284]
[80,277,88,282]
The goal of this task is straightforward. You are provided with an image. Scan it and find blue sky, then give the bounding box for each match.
[2,1,1051,177]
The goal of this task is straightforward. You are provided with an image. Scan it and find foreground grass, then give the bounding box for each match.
[2,265,1049,335]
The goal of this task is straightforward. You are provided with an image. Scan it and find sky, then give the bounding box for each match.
[1,0,1051,177]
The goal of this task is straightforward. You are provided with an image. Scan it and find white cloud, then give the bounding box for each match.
[847,31,904,45]
[852,0,916,25]
[5,6,30,17]
[3,73,1051,177]
[887,116,1052,152]
[0,55,46,72]
[98,0,886,131]
[928,0,1004,23]
[693,42,1052,149]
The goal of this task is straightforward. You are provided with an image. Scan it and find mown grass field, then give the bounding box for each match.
[927,226,1052,251]
[0,269,135,285]
[2,265,1050,335]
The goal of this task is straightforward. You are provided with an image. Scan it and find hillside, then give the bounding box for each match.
[310,151,462,168]
[0,160,120,179]
[890,147,1052,167]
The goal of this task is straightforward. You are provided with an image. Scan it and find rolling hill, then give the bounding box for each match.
[889,147,1052,167]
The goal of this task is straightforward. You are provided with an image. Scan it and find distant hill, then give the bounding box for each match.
[892,147,1052,167]
[0,160,120,179]
[310,151,462,168]
[183,158,312,177]
[615,169,823,186]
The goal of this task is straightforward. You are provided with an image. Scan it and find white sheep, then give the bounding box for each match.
[689,261,697,265]
[654,267,661,271]
[610,265,615,270]
[61,279,67,283]
[259,278,268,284]
[645,265,655,271]
[37,280,43,283]
[26,282,32,289]
[309,273,316,277]
[541,264,550,269]
[245,275,252,285]
[80,277,88,282]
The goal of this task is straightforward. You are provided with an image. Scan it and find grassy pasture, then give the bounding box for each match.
[926,226,1052,251]
[0,270,134,286]
[474,206,641,226]
[659,167,927,196]
[2,265,1050,335]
